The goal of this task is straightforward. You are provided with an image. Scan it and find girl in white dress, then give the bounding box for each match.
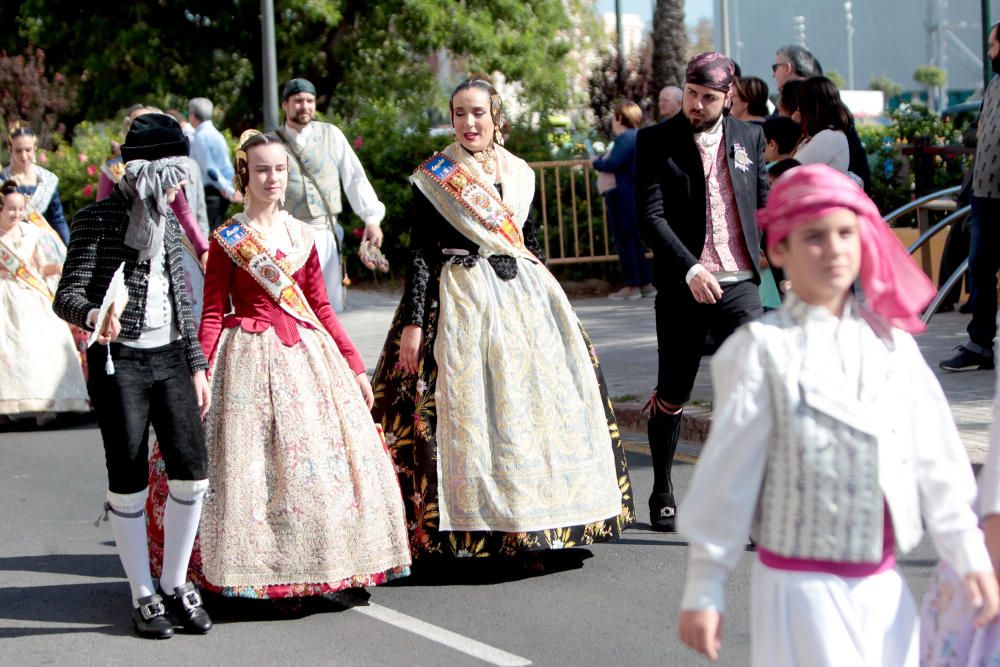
[0,180,89,421]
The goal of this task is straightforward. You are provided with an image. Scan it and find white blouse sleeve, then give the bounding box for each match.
[980,358,1000,517]
[330,125,386,227]
[678,326,772,612]
[793,129,850,173]
[905,336,992,575]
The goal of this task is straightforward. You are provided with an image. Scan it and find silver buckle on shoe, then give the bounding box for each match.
[181,590,203,611]
[139,598,166,620]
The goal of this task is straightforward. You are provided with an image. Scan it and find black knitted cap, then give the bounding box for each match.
[121,113,189,163]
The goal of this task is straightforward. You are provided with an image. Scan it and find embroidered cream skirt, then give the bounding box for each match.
[198,325,411,590]
[432,260,623,532]
[0,279,88,416]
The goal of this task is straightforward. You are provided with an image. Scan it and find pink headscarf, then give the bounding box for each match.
[757,164,935,334]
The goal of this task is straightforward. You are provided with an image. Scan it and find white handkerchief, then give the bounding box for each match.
[88,262,130,347]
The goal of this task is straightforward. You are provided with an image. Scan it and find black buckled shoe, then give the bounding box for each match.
[649,492,677,532]
[158,582,213,634]
[132,594,174,639]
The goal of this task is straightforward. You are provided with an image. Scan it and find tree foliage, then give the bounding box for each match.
[651,0,687,94]
[869,74,903,100]
[913,64,947,110]
[913,64,947,88]
[588,38,656,137]
[2,0,578,132]
[0,46,75,147]
[826,70,847,90]
[689,17,714,55]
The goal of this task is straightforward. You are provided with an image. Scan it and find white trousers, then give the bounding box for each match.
[305,218,346,313]
[751,559,918,667]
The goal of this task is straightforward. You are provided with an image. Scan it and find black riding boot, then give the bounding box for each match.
[648,408,683,532]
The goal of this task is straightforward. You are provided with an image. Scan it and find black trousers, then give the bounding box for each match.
[87,340,207,495]
[204,186,227,232]
[938,213,970,308]
[967,196,1000,351]
[654,279,763,405]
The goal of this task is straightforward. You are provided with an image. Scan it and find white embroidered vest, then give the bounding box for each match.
[750,306,888,563]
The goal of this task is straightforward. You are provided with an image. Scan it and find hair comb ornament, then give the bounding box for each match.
[234,129,262,194]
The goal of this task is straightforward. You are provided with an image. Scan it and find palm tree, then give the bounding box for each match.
[651,0,687,93]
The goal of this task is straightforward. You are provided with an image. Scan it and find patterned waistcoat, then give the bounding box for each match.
[695,137,754,273]
[752,307,886,563]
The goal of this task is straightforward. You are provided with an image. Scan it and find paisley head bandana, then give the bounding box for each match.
[685,52,736,92]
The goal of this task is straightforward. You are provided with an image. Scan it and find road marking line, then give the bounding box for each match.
[352,603,532,666]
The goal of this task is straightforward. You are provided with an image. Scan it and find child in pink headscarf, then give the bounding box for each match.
[676,164,998,665]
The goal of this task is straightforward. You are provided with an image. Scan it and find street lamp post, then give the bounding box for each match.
[985,0,993,90]
[793,15,807,48]
[720,0,731,56]
[261,0,279,130]
[615,0,625,90]
[845,1,855,90]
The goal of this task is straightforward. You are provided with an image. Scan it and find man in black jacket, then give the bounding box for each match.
[54,114,212,639]
[635,52,768,531]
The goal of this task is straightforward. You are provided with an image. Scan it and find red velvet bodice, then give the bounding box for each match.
[198,237,365,375]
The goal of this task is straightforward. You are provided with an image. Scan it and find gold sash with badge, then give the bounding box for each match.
[213,218,324,331]
[414,152,526,250]
[0,235,54,301]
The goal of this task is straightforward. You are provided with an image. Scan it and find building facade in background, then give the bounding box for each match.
[717,0,998,102]
[602,12,646,60]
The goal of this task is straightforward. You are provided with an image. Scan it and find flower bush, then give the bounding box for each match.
[42,119,119,219]
[857,103,968,221]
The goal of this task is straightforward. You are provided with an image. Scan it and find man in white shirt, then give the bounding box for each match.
[276,78,386,311]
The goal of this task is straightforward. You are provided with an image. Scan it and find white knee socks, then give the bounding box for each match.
[159,479,209,594]
[105,489,154,607]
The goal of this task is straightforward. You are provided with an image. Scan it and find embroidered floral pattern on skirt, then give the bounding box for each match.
[147,325,411,598]
[370,296,634,560]
[920,558,1000,666]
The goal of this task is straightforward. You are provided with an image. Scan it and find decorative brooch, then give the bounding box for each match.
[733,143,753,173]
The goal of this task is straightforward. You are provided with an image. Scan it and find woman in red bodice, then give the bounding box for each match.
[147,131,410,600]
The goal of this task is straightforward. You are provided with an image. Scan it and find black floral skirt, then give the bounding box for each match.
[370,297,635,560]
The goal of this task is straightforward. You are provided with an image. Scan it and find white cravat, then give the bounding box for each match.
[693,115,724,151]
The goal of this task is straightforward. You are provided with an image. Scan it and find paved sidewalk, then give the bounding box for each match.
[339,288,995,464]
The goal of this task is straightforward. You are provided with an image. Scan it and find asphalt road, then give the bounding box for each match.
[0,422,941,666]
